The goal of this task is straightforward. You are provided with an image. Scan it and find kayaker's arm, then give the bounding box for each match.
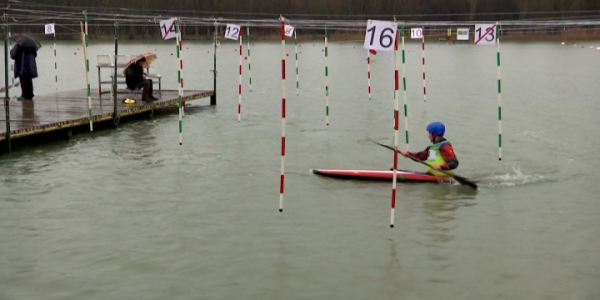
[401,148,429,160]
[439,144,459,170]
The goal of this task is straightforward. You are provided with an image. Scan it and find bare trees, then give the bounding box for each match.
[3,0,597,38]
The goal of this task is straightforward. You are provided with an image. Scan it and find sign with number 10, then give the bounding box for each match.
[225,24,241,40]
[363,20,397,52]
[411,28,423,39]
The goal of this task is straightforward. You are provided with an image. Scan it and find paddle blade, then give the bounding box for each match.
[451,174,478,189]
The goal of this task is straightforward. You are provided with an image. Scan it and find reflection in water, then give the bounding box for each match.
[21,100,35,123]
[384,238,402,299]
[419,185,478,270]
[110,122,158,164]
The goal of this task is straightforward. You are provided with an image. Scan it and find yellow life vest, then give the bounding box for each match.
[426,141,455,177]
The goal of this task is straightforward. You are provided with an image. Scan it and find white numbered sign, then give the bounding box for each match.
[411,28,423,39]
[457,28,470,41]
[44,23,55,35]
[225,24,241,40]
[474,24,496,45]
[160,18,177,40]
[284,25,294,37]
[364,20,397,52]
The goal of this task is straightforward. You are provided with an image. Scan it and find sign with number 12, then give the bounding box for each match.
[364,20,397,52]
[225,24,241,40]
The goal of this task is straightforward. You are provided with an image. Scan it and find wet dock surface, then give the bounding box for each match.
[0,89,214,142]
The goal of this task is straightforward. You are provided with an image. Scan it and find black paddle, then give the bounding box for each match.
[371,140,478,189]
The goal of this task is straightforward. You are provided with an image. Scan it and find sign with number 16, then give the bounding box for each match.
[363,20,397,52]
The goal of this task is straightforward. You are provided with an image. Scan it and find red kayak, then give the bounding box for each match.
[311,169,454,183]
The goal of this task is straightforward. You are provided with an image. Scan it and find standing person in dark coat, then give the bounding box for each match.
[125,57,157,101]
[10,44,38,101]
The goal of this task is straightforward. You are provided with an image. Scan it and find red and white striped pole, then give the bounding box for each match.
[421,27,427,102]
[279,17,286,213]
[367,50,371,100]
[390,30,400,228]
[238,27,243,122]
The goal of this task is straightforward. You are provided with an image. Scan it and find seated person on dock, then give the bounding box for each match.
[400,122,459,176]
[125,57,158,101]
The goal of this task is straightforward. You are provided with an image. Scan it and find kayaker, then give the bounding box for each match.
[400,121,459,176]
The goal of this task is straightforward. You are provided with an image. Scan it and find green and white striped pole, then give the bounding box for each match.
[81,11,93,131]
[401,23,409,150]
[294,28,299,96]
[246,22,252,92]
[496,22,502,160]
[237,25,242,122]
[324,27,329,126]
[175,18,183,145]
[8,28,15,92]
[53,29,57,89]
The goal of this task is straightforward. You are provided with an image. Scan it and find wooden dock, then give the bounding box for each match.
[1,88,214,144]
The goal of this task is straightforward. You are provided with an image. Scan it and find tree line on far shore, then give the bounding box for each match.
[4,0,600,39]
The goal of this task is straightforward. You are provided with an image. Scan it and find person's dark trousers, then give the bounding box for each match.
[19,75,34,99]
[134,78,153,101]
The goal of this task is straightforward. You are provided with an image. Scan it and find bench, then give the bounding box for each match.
[97,54,162,95]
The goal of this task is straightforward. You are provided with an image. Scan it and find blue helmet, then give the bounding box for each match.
[426,122,445,135]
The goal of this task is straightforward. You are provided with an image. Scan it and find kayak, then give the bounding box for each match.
[311,169,454,183]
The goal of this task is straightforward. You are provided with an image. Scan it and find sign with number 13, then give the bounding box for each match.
[474,24,496,45]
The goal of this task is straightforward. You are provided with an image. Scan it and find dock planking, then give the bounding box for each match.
[1,88,214,142]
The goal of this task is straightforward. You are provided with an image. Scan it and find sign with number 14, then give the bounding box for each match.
[159,18,177,40]
[364,20,397,52]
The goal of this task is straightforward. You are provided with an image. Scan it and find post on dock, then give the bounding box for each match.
[112,19,120,126]
[211,19,217,106]
[2,13,11,153]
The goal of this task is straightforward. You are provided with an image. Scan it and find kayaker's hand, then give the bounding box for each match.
[431,165,441,170]
[400,150,408,157]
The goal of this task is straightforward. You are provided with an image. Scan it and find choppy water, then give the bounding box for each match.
[1,38,599,299]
